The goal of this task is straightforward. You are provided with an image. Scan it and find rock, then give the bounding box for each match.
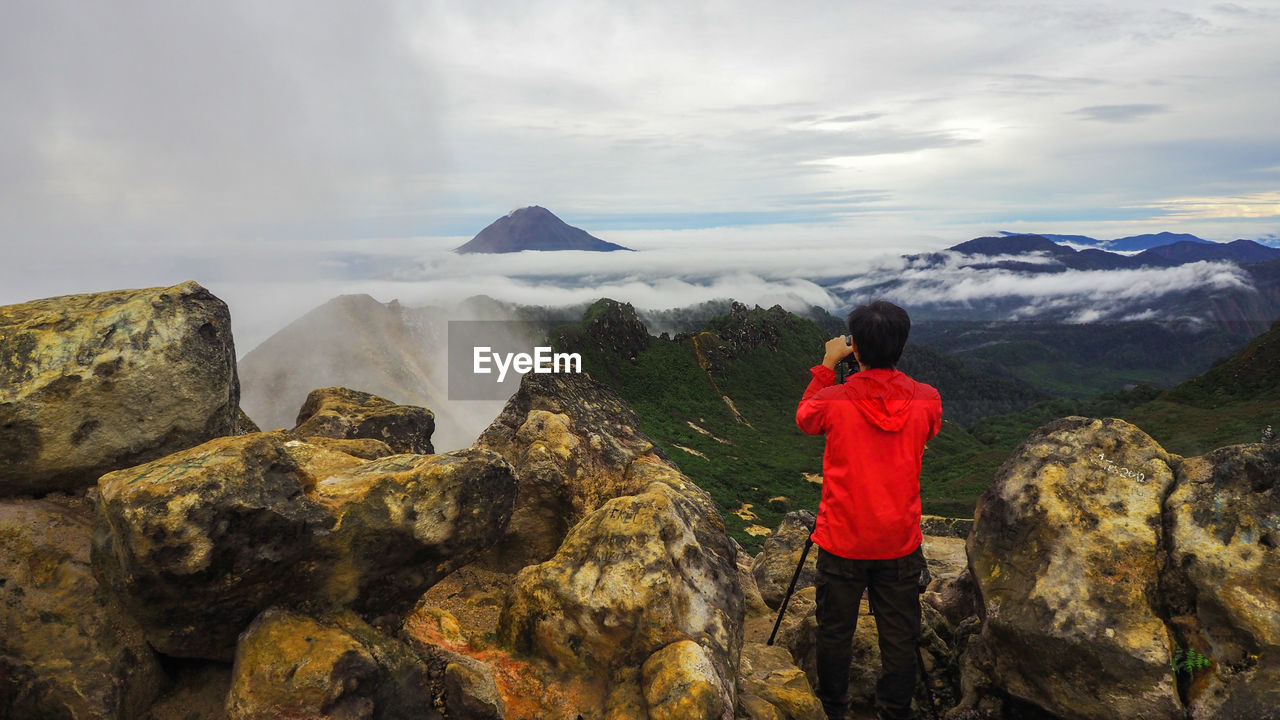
[401,602,613,720]
[925,567,977,631]
[499,459,742,719]
[966,416,1182,720]
[293,386,435,454]
[1164,442,1280,720]
[226,607,438,720]
[738,550,772,621]
[475,370,674,570]
[921,535,975,630]
[735,642,825,720]
[604,667,647,720]
[443,655,505,720]
[92,431,516,660]
[920,515,974,539]
[143,661,232,720]
[921,535,968,587]
[577,298,653,363]
[234,407,260,435]
[303,435,396,460]
[0,494,165,719]
[0,281,239,496]
[642,640,725,720]
[751,510,817,609]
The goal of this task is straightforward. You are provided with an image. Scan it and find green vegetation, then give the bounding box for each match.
[910,320,1253,399]
[920,316,1279,498]
[1171,647,1212,682]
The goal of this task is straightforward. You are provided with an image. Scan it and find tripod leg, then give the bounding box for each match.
[767,536,814,646]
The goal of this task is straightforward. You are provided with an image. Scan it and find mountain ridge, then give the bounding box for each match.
[998,229,1217,251]
[942,233,1280,269]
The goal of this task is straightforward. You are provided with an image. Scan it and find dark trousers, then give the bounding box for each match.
[814,544,925,720]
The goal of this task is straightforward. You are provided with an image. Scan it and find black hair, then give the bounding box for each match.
[846,300,910,369]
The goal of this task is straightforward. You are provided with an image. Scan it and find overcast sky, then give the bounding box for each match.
[3,1,1279,349]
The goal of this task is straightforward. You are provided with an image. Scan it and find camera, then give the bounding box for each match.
[839,334,858,374]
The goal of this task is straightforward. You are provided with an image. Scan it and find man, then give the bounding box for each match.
[795,300,942,720]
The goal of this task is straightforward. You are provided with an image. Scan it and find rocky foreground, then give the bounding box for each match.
[1,283,1277,720]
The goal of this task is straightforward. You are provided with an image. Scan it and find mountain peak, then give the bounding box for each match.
[948,234,1074,256]
[455,207,634,254]
[506,205,550,218]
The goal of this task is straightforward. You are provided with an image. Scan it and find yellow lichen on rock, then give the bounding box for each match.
[642,640,725,720]
[0,282,239,496]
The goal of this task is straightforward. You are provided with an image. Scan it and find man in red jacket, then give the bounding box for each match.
[796,300,942,720]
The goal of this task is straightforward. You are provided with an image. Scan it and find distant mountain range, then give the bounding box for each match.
[454,206,633,253]
[822,233,1280,339]
[942,233,1280,270]
[999,230,1217,252]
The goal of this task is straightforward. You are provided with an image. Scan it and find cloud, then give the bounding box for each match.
[1070,104,1170,123]
[853,258,1254,322]
[1139,191,1280,220]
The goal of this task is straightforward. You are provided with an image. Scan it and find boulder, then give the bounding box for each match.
[475,370,674,570]
[293,386,434,454]
[0,281,239,496]
[735,642,825,720]
[751,510,817,610]
[1165,442,1280,720]
[925,567,977,631]
[0,495,165,719]
[737,546,772,621]
[966,416,1183,720]
[234,407,260,435]
[226,607,438,720]
[443,655,505,720]
[642,640,725,720]
[498,458,743,719]
[921,535,976,630]
[92,431,516,660]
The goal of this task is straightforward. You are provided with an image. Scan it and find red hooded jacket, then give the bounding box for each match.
[796,364,942,559]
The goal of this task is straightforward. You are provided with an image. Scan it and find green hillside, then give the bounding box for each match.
[933,316,1279,498]
[908,319,1252,399]
[1123,314,1280,456]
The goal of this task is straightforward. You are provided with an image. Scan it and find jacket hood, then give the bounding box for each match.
[846,368,918,431]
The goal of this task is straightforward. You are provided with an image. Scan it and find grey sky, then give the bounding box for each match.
[3,1,1279,349]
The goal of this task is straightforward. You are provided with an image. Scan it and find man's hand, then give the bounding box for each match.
[822,336,857,370]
